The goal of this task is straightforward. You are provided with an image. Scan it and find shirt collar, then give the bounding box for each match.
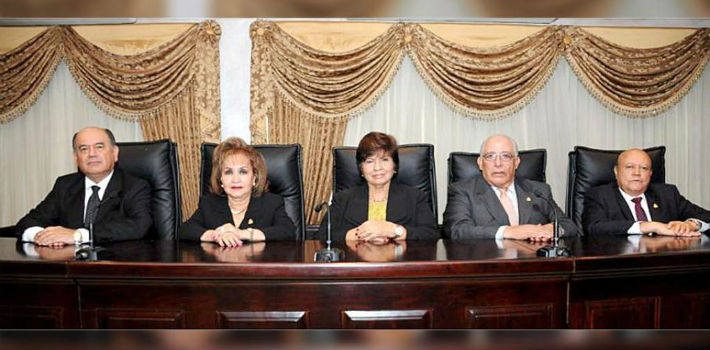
[618,186,646,203]
[490,181,517,197]
[85,170,114,190]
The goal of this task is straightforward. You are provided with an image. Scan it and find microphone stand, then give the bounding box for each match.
[314,200,343,262]
[534,192,570,258]
[75,223,106,261]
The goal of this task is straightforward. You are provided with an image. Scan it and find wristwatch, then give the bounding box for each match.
[393,225,404,238]
[74,229,83,246]
[686,219,702,231]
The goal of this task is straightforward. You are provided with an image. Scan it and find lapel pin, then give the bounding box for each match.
[526,196,532,202]
[247,218,254,226]
[652,203,659,209]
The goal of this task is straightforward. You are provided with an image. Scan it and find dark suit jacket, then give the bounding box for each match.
[443,176,580,239]
[179,192,296,241]
[15,168,152,243]
[582,183,710,235]
[319,182,439,241]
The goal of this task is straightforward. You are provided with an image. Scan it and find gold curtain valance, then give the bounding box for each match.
[407,24,563,119]
[0,21,220,124]
[0,20,222,217]
[250,21,710,224]
[0,27,62,123]
[250,21,405,143]
[252,21,710,138]
[564,26,710,117]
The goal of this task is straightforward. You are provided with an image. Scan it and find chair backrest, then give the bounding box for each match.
[566,145,666,226]
[116,140,181,240]
[200,143,306,241]
[332,144,438,221]
[447,149,547,186]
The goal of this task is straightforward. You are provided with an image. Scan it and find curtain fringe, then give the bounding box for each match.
[271,50,405,122]
[0,54,62,124]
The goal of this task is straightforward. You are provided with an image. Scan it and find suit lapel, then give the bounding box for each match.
[515,181,535,224]
[345,185,369,224]
[242,195,261,229]
[613,186,635,221]
[386,183,407,222]
[474,178,509,225]
[66,174,86,227]
[645,188,666,222]
[94,170,123,224]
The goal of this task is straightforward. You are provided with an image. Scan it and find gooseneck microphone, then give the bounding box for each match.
[314,198,343,262]
[532,189,570,257]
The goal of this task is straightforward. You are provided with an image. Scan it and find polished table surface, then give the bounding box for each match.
[3,234,708,263]
[1,235,708,329]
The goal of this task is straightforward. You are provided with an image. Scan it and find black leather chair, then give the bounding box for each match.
[447,149,547,186]
[200,143,306,241]
[0,225,15,238]
[332,144,438,222]
[566,145,666,226]
[117,140,182,240]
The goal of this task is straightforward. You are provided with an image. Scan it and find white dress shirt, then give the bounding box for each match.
[618,188,652,235]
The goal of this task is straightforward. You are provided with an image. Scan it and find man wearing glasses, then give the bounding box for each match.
[443,135,579,240]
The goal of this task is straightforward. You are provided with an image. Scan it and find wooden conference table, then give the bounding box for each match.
[0,235,708,329]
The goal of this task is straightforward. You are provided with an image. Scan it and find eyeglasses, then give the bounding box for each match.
[481,152,516,162]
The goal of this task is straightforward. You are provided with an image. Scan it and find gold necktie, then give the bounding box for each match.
[499,188,518,226]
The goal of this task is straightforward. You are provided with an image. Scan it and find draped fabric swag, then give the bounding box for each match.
[0,21,222,217]
[250,21,710,224]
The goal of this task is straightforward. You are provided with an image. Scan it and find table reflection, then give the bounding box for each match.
[22,243,76,261]
[345,240,407,262]
[5,233,708,264]
[200,242,266,262]
[638,235,704,253]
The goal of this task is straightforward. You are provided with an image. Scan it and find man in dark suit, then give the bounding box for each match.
[583,148,709,236]
[15,127,152,246]
[443,135,579,240]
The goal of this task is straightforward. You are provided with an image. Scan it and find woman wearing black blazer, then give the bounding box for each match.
[319,132,438,242]
[179,137,295,246]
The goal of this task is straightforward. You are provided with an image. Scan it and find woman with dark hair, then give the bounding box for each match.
[179,137,295,246]
[320,132,438,242]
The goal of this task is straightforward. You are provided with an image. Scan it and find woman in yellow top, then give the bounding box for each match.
[319,132,439,242]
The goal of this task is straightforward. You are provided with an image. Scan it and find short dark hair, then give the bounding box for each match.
[210,137,269,197]
[356,132,399,174]
[72,127,116,150]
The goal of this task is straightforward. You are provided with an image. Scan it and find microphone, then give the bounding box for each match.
[75,202,105,261]
[314,196,343,262]
[531,189,570,258]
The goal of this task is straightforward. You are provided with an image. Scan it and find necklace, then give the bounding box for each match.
[228,197,249,215]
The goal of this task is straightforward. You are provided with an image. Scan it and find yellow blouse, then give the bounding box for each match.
[368,201,387,221]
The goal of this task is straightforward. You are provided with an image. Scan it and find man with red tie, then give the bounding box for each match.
[582,149,709,236]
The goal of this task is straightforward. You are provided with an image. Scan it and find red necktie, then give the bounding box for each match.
[631,197,648,222]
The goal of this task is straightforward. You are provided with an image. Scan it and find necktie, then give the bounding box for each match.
[631,197,648,222]
[499,188,518,226]
[84,185,101,227]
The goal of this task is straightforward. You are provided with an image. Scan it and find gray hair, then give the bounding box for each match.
[479,134,519,156]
